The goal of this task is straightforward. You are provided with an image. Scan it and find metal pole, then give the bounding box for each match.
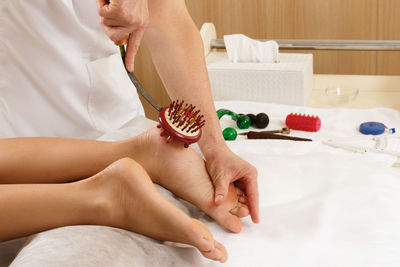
[211,39,400,51]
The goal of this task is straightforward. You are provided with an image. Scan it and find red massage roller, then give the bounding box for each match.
[285,113,321,132]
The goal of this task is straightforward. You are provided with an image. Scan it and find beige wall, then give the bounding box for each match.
[136,0,400,120]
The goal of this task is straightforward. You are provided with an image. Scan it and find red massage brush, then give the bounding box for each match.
[157,99,205,148]
[285,113,321,132]
[118,45,205,147]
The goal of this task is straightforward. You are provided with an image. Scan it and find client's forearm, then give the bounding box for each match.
[0,137,133,183]
[0,181,97,242]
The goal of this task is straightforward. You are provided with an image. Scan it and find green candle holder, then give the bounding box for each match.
[222,127,237,141]
[217,109,239,120]
[236,115,251,129]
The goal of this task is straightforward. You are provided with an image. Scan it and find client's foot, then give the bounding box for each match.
[87,158,227,262]
[129,128,250,233]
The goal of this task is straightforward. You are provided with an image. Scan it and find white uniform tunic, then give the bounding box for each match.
[0,0,144,139]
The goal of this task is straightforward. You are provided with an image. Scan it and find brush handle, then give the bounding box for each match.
[104,1,162,111]
[247,132,312,141]
[119,45,162,111]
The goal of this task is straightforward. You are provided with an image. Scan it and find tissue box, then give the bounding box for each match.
[206,52,313,105]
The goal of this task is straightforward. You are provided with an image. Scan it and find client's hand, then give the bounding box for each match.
[96,0,149,72]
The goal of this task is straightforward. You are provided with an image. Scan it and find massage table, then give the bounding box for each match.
[3,97,400,266]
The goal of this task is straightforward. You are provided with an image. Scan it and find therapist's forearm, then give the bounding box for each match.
[145,0,225,151]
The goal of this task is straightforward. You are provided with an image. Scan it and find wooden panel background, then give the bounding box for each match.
[377,0,400,75]
[136,0,400,120]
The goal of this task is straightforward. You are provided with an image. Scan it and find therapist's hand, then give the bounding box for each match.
[97,0,149,72]
[203,144,260,224]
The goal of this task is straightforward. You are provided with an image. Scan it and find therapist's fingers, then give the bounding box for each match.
[96,0,107,9]
[102,17,121,27]
[98,17,129,44]
[125,29,145,72]
[96,0,149,51]
[237,175,260,224]
[98,0,149,26]
[102,18,135,28]
[99,23,126,44]
[213,176,230,205]
[97,0,118,19]
[98,0,121,20]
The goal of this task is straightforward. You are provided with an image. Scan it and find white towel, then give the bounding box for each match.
[10,102,400,267]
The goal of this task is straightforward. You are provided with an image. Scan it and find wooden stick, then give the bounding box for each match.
[246,132,312,141]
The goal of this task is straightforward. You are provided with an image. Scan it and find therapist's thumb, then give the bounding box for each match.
[213,177,229,205]
[125,29,144,72]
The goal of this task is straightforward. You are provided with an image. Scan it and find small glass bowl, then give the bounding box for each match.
[325,87,359,105]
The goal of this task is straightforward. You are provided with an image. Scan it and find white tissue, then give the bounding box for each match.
[224,34,279,63]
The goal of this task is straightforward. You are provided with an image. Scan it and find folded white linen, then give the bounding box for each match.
[10,102,400,267]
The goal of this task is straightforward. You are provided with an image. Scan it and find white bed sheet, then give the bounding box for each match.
[9,101,400,267]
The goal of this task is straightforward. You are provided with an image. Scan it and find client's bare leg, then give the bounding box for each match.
[0,158,227,262]
[0,130,249,233]
[128,128,249,233]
